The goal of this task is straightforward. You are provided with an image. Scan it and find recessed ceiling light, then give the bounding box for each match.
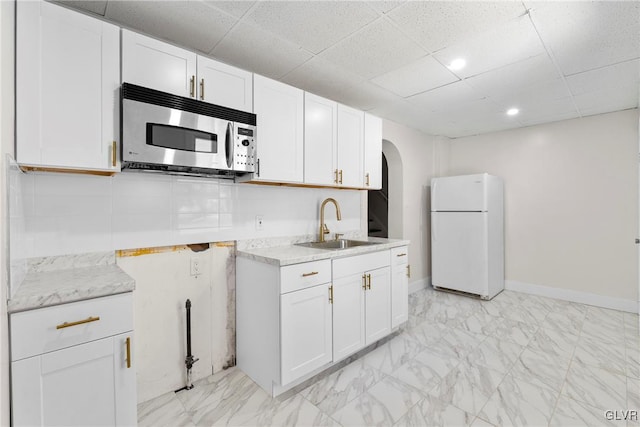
[506,108,519,116]
[448,58,466,71]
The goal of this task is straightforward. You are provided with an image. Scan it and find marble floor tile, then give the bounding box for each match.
[470,417,496,427]
[362,333,424,375]
[233,394,336,427]
[402,321,449,348]
[505,297,549,324]
[549,395,617,427]
[582,317,627,347]
[509,347,571,393]
[457,311,503,336]
[465,336,523,374]
[624,312,639,333]
[427,327,486,360]
[541,310,585,335]
[526,326,579,360]
[477,374,559,427]
[331,375,423,425]
[628,345,640,379]
[393,395,474,427]
[389,348,460,394]
[476,299,511,319]
[492,290,525,306]
[429,360,505,415]
[300,358,384,415]
[586,305,626,330]
[628,377,640,409]
[573,335,627,376]
[563,360,627,410]
[138,391,194,427]
[491,318,538,346]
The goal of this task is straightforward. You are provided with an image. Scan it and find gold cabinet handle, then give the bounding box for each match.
[407,264,411,278]
[111,141,117,167]
[396,253,407,257]
[200,78,205,100]
[362,274,367,290]
[190,76,195,97]
[56,316,100,330]
[125,336,131,368]
[334,169,339,184]
[339,170,343,184]
[302,271,318,277]
[329,285,334,304]
[367,274,371,290]
[365,173,370,186]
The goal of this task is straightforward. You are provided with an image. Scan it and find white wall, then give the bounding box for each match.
[382,119,446,288]
[445,109,639,304]
[0,0,15,424]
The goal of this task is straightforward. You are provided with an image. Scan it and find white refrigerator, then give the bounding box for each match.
[430,173,504,299]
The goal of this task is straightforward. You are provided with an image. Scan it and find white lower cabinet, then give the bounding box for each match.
[237,247,404,396]
[10,293,136,426]
[391,246,410,328]
[280,283,333,385]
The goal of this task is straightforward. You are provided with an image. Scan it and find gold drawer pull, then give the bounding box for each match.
[339,169,343,184]
[125,336,131,368]
[396,253,407,257]
[111,141,117,167]
[407,264,411,278]
[365,173,370,186]
[56,316,100,330]
[190,76,195,97]
[302,271,318,277]
[329,285,334,304]
[367,273,371,290]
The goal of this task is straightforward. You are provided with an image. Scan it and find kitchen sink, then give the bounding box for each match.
[295,239,380,250]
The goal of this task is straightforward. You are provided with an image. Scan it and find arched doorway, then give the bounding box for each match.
[368,139,403,239]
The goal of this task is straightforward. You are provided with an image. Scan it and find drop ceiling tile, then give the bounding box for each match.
[318,19,427,80]
[433,15,546,79]
[529,1,640,75]
[573,86,639,117]
[490,78,574,111]
[566,59,640,96]
[243,1,379,54]
[55,1,107,16]
[202,1,256,18]
[518,110,580,128]
[211,22,313,79]
[386,1,526,52]
[367,1,406,15]
[281,57,365,102]
[406,80,486,112]
[333,81,403,112]
[465,54,561,98]
[105,1,237,53]
[371,55,459,97]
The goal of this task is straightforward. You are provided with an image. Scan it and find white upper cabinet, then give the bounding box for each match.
[304,93,338,186]
[337,104,364,188]
[16,1,120,172]
[122,30,252,111]
[122,30,196,98]
[252,75,304,183]
[196,56,253,111]
[364,113,383,190]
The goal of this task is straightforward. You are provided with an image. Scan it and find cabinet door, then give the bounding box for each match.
[304,93,338,186]
[332,273,365,361]
[280,284,333,385]
[122,29,196,98]
[363,113,382,190]
[391,262,409,328]
[114,332,137,426]
[252,75,304,183]
[16,1,120,171]
[365,266,391,344]
[197,56,253,111]
[12,334,136,426]
[337,104,364,188]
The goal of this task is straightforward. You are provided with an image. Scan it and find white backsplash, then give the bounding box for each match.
[11,170,364,259]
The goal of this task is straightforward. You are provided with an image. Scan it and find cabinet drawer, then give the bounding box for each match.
[10,293,133,361]
[333,250,390,279]
[280,260,331,294]
[391,246,409,267]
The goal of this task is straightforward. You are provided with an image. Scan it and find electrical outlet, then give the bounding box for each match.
[190,258,201,276]
[255,215,264,230]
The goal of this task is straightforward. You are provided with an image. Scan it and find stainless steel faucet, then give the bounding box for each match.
[319,198,342,242]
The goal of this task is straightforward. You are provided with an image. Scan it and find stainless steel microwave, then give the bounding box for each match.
[121,83,257,180]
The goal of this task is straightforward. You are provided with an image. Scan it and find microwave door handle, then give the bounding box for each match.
[225,122,233,169]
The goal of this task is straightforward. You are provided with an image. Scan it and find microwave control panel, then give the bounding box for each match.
[234,125,257,172]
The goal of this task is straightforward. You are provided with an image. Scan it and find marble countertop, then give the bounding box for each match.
[237,236,410,266]
[8,253,135,313]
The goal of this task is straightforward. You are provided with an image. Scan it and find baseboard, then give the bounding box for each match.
[409,276,431,294]
[505,280,639,314]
